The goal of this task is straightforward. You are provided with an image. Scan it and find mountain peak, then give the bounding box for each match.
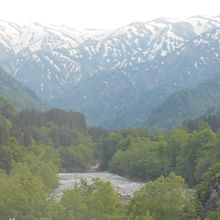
[1,16,220,128]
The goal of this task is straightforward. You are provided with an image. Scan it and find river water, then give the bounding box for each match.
[54,172,146,199]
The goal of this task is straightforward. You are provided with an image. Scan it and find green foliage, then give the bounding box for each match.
[164,129,189,169]
[61,187,89,219]
[176,128,218,185]
[0,138,60,219]
[60,179,125,220]
[0,143,26,172]
[60,143,95,171]
[12,108,88,148]
[109,140,169,180]
[196,163,220,207]
[0,68,43,110]
[106,129,189,180]
[128,173,197,220]
[1,96,220,219]
[87,126,107,142]
[22,144,60,190]
[0,98,97,175]
[0,115,10,146]
[0,166,50,220]
[0,96,17,120]
[99,125,220,219]
[97,132,123,170]
[0,98,104,219]
[14,108,87,131]
[99,126,220,189]
[146,73,220,130]
[98,128,149,170]
[205,202,220,220]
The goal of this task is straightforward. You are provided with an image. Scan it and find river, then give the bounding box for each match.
[54,172,146,200]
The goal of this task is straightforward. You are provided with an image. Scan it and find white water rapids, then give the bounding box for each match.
[54,172,146,199]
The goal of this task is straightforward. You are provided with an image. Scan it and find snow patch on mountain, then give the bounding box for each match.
[1,16,220,104]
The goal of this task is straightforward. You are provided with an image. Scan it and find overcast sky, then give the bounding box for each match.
[1,0,220,29]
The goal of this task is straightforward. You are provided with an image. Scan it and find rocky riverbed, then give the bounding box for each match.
[53,172,146,200]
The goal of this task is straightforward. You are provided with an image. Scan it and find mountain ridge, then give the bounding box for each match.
[1,16,220,127]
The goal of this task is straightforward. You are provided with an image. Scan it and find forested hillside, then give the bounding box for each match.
[146,72,220,129]
[1,97,220,219]
[0,67,43,109]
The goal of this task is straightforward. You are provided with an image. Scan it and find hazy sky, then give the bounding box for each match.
[1,0,220,29]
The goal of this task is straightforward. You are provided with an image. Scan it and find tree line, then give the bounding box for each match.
[1,96,220,219]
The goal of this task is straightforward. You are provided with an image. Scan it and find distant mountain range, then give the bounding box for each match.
[1,16,220,128]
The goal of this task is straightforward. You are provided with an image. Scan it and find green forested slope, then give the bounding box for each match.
[146,73,220,129]
[0,67,43,109]
[1,96,220,219]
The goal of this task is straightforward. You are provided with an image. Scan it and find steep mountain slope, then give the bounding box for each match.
[56,22,220,128]
[104,25,220,128]
[52,69,142,125]
[1,17,220,127]
[0,67,43,109]
[145,73,220,130]
[0,20,92,99]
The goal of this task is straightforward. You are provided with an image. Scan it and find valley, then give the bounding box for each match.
[1,16,220,128]
[1,13,220,219]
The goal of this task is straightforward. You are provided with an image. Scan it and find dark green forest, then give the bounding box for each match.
[146,73,220,130]
[0,68,43,110]
[1,97,220,219]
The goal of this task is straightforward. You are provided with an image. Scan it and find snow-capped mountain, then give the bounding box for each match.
[0,20,93,98]
[103,23,220,128]
[1,16,220,127]
[0,20,89,51]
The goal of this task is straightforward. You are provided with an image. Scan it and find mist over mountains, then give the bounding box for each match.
[1,16,220,128]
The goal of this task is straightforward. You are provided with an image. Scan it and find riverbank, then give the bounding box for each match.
[53,172,146,200]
